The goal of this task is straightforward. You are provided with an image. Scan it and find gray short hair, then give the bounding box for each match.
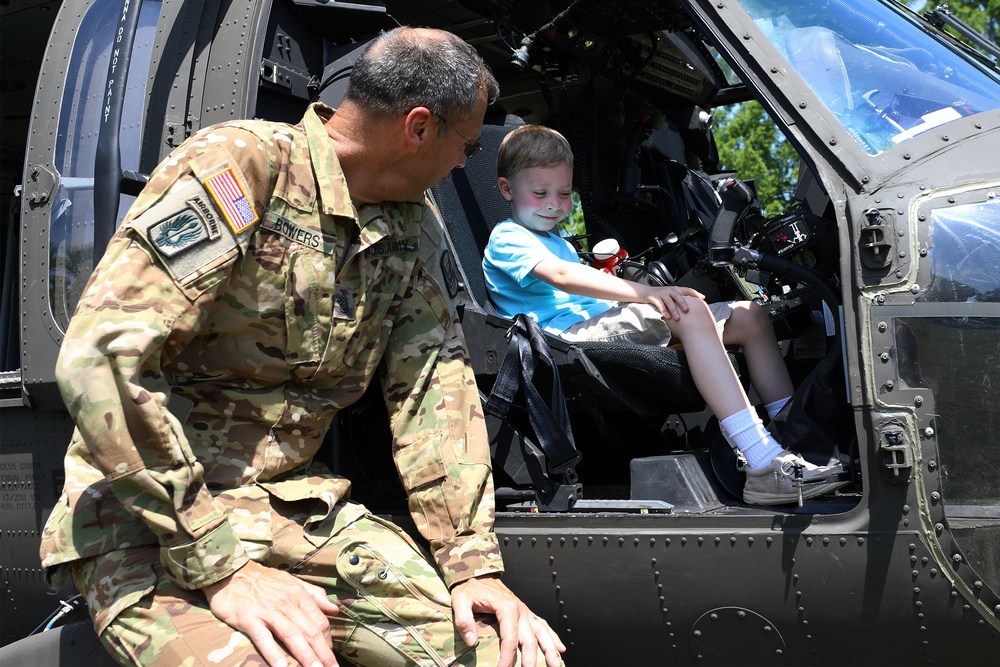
[345,27,499,133]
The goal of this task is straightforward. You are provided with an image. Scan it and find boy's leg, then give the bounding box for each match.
[666,298,753,419]
[721,301,794,405]
[561,300,751,419]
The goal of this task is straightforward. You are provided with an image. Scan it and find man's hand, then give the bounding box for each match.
[451,576,566,667]
[203,560,340,667]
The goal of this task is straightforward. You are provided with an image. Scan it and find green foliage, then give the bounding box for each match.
[714,101,801,218]
[561,191,589,251]
[910,0,1000,46]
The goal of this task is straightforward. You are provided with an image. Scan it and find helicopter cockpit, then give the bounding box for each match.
[28,0,1000,520]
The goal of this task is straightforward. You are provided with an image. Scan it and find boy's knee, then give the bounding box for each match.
[684,298,717,327]
[735,300,770,332]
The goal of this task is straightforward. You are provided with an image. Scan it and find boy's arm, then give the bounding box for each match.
[532,257,706,321]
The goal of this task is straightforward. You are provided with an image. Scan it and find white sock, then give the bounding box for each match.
[720,407,783,469]
[764,396,791,421]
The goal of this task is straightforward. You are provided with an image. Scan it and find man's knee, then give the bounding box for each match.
[100,585,262,667]
[450,619,550,667]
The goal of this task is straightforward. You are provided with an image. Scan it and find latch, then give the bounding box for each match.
[880,423,912,483]
[859,208,894,270]
[24,163,58,206]
[260,58,316,101]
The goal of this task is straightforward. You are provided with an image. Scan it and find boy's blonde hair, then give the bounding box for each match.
[497,125,574,179]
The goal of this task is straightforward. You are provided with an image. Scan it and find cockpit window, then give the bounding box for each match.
[47,1,161,331]
[925,199,1000,303]
[738,0,1000,155]
[898,198,1000,508]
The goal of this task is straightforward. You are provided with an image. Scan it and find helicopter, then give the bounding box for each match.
[1,0,998,664]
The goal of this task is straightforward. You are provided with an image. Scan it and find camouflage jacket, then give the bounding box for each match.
[40,104,502,603]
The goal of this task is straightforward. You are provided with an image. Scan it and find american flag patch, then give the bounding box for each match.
[205,167,257,233]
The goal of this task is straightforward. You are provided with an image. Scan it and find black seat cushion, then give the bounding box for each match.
[572,341,745,414]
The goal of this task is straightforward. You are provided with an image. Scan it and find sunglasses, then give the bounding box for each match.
[431,111,482,158]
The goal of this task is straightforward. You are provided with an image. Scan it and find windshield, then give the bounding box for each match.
[738,0,1000,155]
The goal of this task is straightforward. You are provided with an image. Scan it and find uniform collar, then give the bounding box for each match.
[303,103,425,246]
[303,103,355,220]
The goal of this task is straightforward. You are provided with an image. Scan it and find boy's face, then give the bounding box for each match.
[498,163,574,234]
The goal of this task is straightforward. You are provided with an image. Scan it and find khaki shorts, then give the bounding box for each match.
[560,300,732,346]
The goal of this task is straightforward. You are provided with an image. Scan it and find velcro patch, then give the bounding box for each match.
[149,211,209,257]
[131,179,240,286]
[262,213,336,254]
[333,284,355,320]
[147,195,223,258]
[204,167,258,234]
[367,237,418,258]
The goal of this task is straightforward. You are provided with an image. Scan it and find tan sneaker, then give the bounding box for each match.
[743,450,847,505]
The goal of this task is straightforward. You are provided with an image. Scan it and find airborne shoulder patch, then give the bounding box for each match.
[149,212,208,257]
[132,181,240,286]
[147,195,223,257]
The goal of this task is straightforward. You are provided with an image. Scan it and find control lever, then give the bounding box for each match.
[707,178,756,266]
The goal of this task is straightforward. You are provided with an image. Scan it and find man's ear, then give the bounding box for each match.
[403,106,435,151]
[497,176,513,201]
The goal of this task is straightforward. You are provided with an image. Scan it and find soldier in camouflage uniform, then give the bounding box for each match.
[39,27,565,667]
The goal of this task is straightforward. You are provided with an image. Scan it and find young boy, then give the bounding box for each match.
[482,124,845,505]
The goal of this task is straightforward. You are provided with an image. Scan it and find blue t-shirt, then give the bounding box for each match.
[483,220,613,333]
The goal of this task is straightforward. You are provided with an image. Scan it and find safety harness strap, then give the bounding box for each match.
[484,314,582,473]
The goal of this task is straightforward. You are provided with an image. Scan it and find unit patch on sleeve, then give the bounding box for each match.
[205,167,258,234]
[147,195,223,257]
[132,179,240,286]
[149,211,209,257]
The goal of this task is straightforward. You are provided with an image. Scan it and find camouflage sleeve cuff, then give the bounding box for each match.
[160,521,249,590]
[438,532,506,590]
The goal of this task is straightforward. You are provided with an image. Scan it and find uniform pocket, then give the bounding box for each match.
[393,430,453,541]
[285,248,336,368]
[335,514,456,667]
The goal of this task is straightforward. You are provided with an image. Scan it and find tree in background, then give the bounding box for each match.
[911,0,1000,45]
[560,192,589,250]
[714,101,800,219]
[714,0,998,220]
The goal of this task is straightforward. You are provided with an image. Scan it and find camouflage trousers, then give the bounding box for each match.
[72,500,538,667]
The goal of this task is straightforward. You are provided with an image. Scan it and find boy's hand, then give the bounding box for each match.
[645,285,705,321]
